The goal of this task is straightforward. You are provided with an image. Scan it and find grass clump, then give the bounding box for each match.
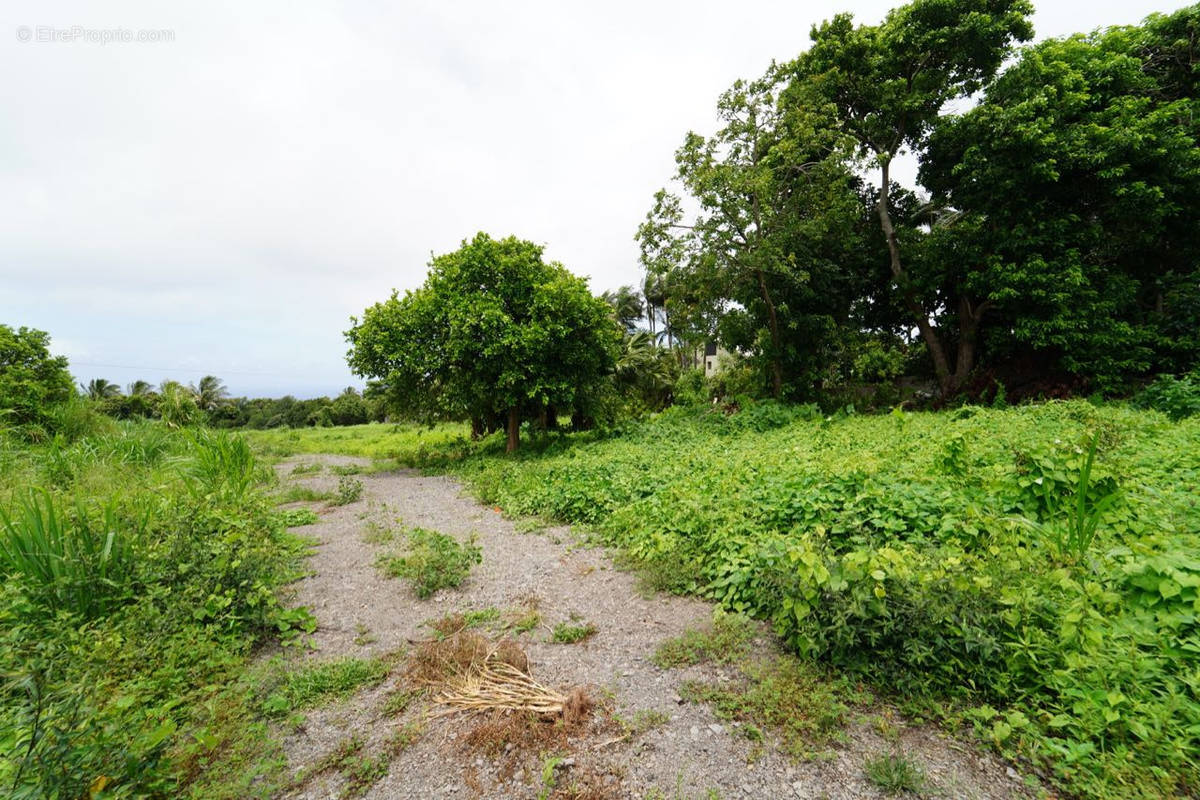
[277,507,320,527]
[262,656,391,716]
[379,527,482,598]
[290,462,323,476]
[652,609,754,668]
[273,485,333,504]
[428,608,502,638]
[863,752,927,795]
[550,619,597,644]
[618,708,670,738]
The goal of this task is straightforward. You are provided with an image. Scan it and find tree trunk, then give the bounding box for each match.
[470,416,484,440]
[506,406,519,453]
[755,267,784,398]
[954,297,977,389]
[876,159,954,394]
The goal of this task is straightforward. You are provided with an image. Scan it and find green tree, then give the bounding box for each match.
[192,375,229,412]
[80,378,121,400]
[794,0,1034,394]
[920,5,1200,386]
[328,387,369,426]
[639,68,878,399]
[126,380,154,397]
[0,325,74,427]
[601,285,646,333]
[346,233,620,452]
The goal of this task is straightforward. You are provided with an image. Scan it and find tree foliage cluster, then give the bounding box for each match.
[347,233,620,451]
[638,1,1200,400]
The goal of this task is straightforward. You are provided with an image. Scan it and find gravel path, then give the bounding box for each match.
[270,455,1032,800]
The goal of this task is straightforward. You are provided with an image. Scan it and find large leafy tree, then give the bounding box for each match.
[346,233,619,452]
[638,69,879,399]
[0,325,74,427]
[794,0,1034,394]
[921,5,1200,385]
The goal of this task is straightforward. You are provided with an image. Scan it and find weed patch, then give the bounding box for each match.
[551,619,598,644]
[652,610,754,668]
[262,656,391,716]
[277,507,320,527]
[331,476,364,506]
[273,485,333,504]
[378,527,482,598]
[863,752,927,795]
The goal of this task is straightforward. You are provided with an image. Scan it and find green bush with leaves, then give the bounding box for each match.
[1133,372,1200,421]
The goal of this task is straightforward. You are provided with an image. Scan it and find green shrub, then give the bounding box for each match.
[331,476,364,506]
[672,369,710,407]
[1133,372,1200,420]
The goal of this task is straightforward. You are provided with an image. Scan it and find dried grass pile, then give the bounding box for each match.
[407,630,566,716]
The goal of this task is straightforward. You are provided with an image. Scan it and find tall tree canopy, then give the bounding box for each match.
[637,69,879,399]
[920,5,1200,386]
[794,0,1035,393]
[641,0,1198,399]
[346,233,619,451]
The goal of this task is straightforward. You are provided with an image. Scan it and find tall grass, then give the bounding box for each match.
[185,429,267,504]
[0,490,144,618]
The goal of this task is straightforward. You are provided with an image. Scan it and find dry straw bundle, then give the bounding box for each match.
[408,630,569,717]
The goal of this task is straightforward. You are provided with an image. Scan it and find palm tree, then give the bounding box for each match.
[127,380,154,397]
[601,285,646,333]
[643,273,666,336]
[81,378,120,400]
[192,375,229,412]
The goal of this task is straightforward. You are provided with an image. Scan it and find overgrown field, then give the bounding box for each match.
[0,413,315,798]
[244,421,465,461]
[272,402,1200,799]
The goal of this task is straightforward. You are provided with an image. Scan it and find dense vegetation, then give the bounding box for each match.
[637,1,1200,401]
[0,413,315,797]
[255,400,1200,799]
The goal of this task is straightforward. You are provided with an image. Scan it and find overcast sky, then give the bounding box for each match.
[1,0,1187,397]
